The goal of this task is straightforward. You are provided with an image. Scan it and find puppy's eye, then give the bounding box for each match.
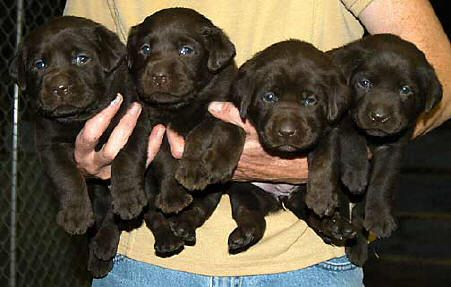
[73,54,90,65]
[357,78,372,89]
[262,92,278,103]
[303,95,318,106]
[141,44,152,55]
[399,85,413,95]
[34,59,47,70]
[179,46,194,56]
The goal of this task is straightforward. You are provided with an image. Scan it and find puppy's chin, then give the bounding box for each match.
[139,92,188,105]
[38,102,99,122]
[274,145,299,153]
[354,118,405,137]
[260,134,317,155]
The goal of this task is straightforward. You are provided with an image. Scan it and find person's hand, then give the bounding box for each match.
[208,101,309,184]
[74,94,167,179]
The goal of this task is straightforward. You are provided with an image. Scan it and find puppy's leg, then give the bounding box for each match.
[284,186,356,245]
[306,128,340,217]
[169,189,222,245]
[153,139,193,214]
[86,183,116,278]
[87,247,114,279]
[227,183,279,254]
[90,211,120,261]
[338,117,370,193]
[176,118,245,191]
[41,144,94,235]
[364,143,404,237]
[345,200,369,266]
[111,118,149,220]
[144,178,185,257]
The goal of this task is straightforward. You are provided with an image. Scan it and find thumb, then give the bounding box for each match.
[208,101,247,129]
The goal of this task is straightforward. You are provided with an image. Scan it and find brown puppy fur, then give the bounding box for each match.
[329,34,442,265]
[11,16,138,277]
[118,8,245,256]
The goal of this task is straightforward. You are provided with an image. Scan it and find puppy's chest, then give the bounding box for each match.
[35,117,84,146]
[145,105,209,137]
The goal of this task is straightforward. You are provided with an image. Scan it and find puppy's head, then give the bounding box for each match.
[233,40,349,154]
[10,16,126,122]
[330,34,442,137]
[127,8,235,106]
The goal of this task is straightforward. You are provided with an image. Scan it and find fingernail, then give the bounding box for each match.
[208,102,224,113]
[174,145,184,158]
[130,103,142,115]
[157,128,166,139]
[110,93,123,105]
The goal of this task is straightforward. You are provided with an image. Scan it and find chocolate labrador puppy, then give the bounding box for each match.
[329,34,442,264]
[120,8,245,254]
[234,39,351,217]
[219,39,356,253]
[10,16,141,277]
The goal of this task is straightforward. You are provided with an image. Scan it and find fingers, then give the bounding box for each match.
[167,128,185,159]
[96,102,142,165]
[208,101,256,134]
[75,94,123,155]
[208,101,245,128]
[74,94,143,179]
[146,124,166,166]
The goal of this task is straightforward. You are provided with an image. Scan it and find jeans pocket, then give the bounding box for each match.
[317,256,358,272]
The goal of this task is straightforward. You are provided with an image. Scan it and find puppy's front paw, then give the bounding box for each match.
[154,230,185,258]
[175,158,210,191]
[305,192,338,217]
[363,211,397,238]
[91,226,120,260]
[155,190,193,214]
[228,225,264,254]
[87,250,113,279]
[169,217,196,246]
[112,186,147,220]
[341,169,368,194]
[57,205,94,235]
[319,215,357,245]
[346,244,368,267]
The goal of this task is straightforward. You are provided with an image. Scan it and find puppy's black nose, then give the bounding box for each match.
[369,110,390,123]
[51,84,69,97]
[152,72,168,86]
[277,121,297,137]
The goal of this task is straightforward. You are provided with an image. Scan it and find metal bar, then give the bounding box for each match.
[10,0,24,286]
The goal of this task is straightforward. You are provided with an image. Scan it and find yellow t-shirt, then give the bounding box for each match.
[64,0,373,276]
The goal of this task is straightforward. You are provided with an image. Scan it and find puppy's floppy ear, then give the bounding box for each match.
[326,71,351,123]
[327,43,366,84]
[200,26,236,72]
[232,62,255,119]
[95,25,126,73]
[417,64,443,112]
[126,25,139,70]
[10,46,27,91]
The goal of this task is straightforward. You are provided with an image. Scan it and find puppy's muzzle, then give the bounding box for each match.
[46,74,72,98]
[263,115,316,152]
[355,103,404,136]
[144,61,174,92]
[276,119,297,138]
[151,71,169,88]
[368,108,391,123]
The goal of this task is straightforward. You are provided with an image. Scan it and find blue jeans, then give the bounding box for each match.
[92,255,363,287]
